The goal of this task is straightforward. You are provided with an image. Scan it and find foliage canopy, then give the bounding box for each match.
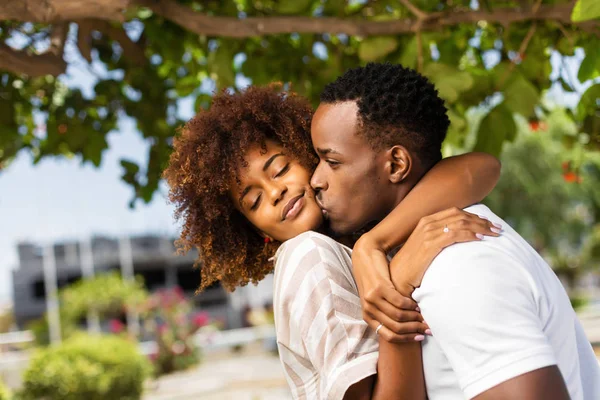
[0,0,598,205]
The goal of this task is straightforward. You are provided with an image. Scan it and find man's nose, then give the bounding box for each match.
[310,163,328,191]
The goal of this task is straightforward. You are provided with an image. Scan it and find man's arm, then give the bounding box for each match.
[358,152,501,254]
[473,367,569,400]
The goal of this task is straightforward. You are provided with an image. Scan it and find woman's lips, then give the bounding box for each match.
[282,193,305,221]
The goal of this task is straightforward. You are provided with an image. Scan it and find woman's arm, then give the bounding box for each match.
[352,152,501,340]
[363,152,500,253]
[344,341,425,400]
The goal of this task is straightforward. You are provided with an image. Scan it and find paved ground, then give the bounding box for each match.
[143,344,292,400]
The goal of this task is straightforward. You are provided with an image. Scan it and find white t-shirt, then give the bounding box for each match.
[413,204,600,399]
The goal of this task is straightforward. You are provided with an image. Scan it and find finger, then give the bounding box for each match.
[432,214,501,237]
[370,309,428,335]
[377,325,427,343]
[376,301,424,322]
[376,285,418,310]
[364,313,383,333]
[434,229,490,249]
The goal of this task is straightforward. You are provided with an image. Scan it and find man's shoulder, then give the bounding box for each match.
[421,206,530,290]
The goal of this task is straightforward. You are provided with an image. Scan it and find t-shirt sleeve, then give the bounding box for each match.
[274,235,379,400]
[415,250,558,399]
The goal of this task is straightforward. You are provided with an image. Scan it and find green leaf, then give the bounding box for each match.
[358,37,398,62]
[474,104,517,157]
[277,0,313,14]
[423,63,474,103]
[398,37,417,69]
[578,46,600,82]
[503,74,539,117]
[175,75,200,97]
[571,0,600,22]
[577,84,600,120]
[209,44,235,88]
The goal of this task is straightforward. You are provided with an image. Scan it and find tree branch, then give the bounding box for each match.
[1,1,596,37]
[76,21,94,63]
[92,20,147,66]
[0,42,66,76]
[398,0,428,21]
[139,0,594,38]
[0,0,130,23]
[49,22,69,56]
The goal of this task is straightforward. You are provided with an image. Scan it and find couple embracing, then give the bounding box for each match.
[164,63,600,399]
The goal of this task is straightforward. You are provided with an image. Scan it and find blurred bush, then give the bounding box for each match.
[20,334,152,400]
[0,380,11,400]
[60,272,148,322]
[139,287,211,376]
[26,312,77,347]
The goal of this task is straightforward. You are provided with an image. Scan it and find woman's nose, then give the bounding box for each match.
[268,182,287,205]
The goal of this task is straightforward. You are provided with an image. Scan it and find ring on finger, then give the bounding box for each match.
[375,323,384,335]
[443,224,450,233]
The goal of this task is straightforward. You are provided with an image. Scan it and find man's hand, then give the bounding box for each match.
[352,235,428,343]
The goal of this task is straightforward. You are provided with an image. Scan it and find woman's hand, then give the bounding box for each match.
[352,207,501,343]
[353,235,428,343]
[391,207,501,298]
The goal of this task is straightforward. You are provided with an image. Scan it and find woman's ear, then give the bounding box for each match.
[385,145,412,184]
[258,231,274,243]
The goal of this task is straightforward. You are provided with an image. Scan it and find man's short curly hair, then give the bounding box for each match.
[164,84,317,292]
[320,62,450,168]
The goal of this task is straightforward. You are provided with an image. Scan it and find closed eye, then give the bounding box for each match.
[250,194,261,210]
[275,164,290,177]
[326,160,340,167]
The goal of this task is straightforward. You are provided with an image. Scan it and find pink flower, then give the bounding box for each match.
[171,341,186,354]
[109,319,125,333]
[173,286,185,300]
[158,324,169,335]
[192,312,209,327]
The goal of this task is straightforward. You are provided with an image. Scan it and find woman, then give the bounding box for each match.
[164,85,500,399]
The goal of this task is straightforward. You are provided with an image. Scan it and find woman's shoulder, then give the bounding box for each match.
[274,231,351,264]
[283,230,345,250]
[273,231,354,294]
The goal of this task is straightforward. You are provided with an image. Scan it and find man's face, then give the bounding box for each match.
[310,102,393,235]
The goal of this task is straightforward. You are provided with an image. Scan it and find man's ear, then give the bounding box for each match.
[385,145,412,184]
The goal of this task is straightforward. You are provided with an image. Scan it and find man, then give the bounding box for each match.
[310,62,600,399]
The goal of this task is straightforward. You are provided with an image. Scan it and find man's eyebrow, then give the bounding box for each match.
[263,153,284,171]
[316,148,341,156]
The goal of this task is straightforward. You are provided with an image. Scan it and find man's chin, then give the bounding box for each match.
[326,219,353,237]
[328,218,376,238]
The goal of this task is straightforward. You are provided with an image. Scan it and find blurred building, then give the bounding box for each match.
[10,235,262,329]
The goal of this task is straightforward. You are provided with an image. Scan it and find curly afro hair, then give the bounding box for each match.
[320,62,450,168]
[164,84,317,292]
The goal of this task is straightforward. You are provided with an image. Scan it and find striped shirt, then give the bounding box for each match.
[272,231,379,400]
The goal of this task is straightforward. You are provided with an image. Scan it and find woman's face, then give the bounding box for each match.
[229,141,323,242]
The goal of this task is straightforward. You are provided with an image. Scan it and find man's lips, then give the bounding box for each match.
[281,193,305,221]
[315,197,327,211]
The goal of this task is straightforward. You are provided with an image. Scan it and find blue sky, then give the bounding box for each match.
[0,42,589,304]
